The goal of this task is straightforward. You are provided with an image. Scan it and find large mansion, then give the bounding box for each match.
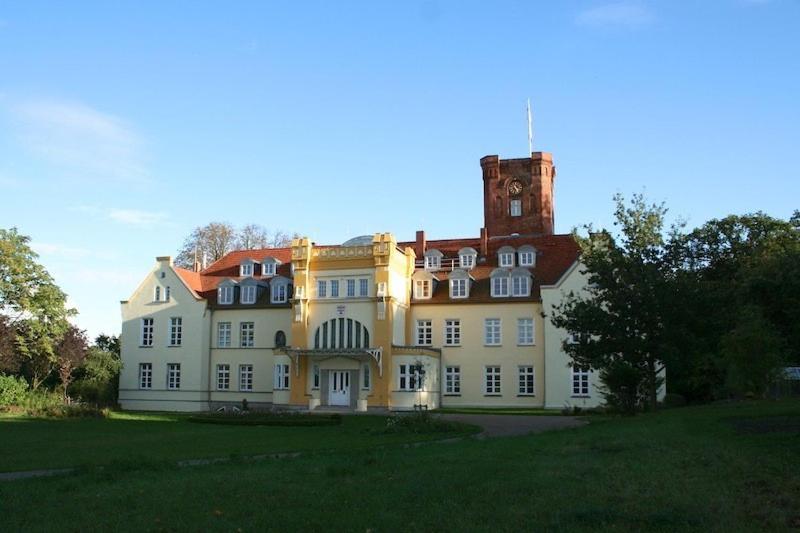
[120,151,601,411]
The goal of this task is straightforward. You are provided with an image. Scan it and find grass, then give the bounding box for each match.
[0,411,477,472]
[1,400,799,531]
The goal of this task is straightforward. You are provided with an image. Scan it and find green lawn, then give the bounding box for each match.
[0,411,477,472]
[1,400,799,531]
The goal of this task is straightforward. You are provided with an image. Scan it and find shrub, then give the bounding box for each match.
[378,411,469,434]
[0,374,29,408]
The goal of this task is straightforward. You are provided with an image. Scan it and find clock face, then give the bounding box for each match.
[509,180,523,195]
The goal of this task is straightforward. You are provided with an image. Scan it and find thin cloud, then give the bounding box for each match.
[32,242,118,261]
[576,2,654,28]
[10,99,149,183]
[71,205,168,227]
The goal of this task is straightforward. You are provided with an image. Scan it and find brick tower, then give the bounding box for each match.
[480,152,555,237]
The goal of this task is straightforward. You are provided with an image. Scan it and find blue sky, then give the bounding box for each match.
[1,1,798,338]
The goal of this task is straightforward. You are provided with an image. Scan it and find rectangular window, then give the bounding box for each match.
[330,280,339,298]
[416,319,432,346]
[141,318,154,346]
[491,277,509,297]
[572,366,590,396]
[362,363,371,389]
[217,364,230,390]
[167,363,181,390]
[169,317,183,346]
[218,285,234,305]
[459,254,475,269]
[517,318,534,345]
[274,363,290,390]
[519,366,535,395]
[272,283,287,303]
[165,286,171,301]
[317,280,327,298]
[512,276,530,297]
[346,279,356,297]
[218,322,231,348]
[414,280,431,299]
[518,251,534,266]
[399,364,410,391]
[241,263,253,277]
[450,278,467,298]
[398,364,423,391]
[138,363,152,389]
[499,253,514,268]
[312,364,320,389]
[262,262,276,276]
[241,285,257,304]
[510,199,522,217]
[484,318,501,346]
[445,366,460,394]
[444,319,461,346]
[424,255,440,270]
[359,278,369,297]
[154,286,161,301]
[239,364,253,391]
[240,322,255,348]
[485,366,501,395]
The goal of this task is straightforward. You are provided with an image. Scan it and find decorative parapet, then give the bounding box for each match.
[391,345,442,357]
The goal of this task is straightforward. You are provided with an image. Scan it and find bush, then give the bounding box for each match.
[377,411,469,434]
[0,374,29,408]
[187,411,342,427]
[663,393,687,408]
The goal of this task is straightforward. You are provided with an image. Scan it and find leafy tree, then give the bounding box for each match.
[71,334,122,406]
[550,193,677,412]
[55,325,89,399]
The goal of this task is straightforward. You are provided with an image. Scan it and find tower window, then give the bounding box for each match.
[510,199,522,217]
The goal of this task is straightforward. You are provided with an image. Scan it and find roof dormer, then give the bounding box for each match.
[217,279,237,305]
[424,249,443,271]
[412,270,438,300]
[261,256,282,277]
[239,259,256,277]
[517,245,537,268]
[238,277,268,305]
[490,268,510,297]
[510,267,533,297]
[449,268,472,299]
[497,245,516,268]
[269,275,291,303]
[458,247,478,270]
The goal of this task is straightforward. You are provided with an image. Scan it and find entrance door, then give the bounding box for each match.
[329,371,350,406]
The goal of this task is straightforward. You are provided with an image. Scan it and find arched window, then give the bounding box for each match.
[313,318,370,349]
[274,330,286,348]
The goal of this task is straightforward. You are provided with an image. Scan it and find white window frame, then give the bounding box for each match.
[240,322,255,348]
[217,322,231,348]
[362,363,371,390]
[424,255,440,271]
[450,278,467,299]
[572,366,590,396]
[517,318,534,345]
[262,262,276,276]
[139,363,152,389]
[317,280,327,298]
[398,364,423,391]
[169,317,183,346]
[359,278,369,297]
[416,319,432,346]
[274,363,290,390]
[484,318,501,346]
[217,364,230,390]
[271,283,288,303]
[459,254,475,269]
[518,251,535,267]
[141,318,154,347]
[165,286,171,301]
[346,279,356,298]
[240,263,254,277]
[444,319,461,346]
[414,280,431,299]
[445,366,460,394]
[330,279,339,298]
[218,285,234,305]
[241,285,257,304]
[518,366,535,395]
[499,253,514,268]
[239,364,254,392]
[510,199,522,217]
[167,363,181,390]
[485,366,501,395]
[491,277,509,297]
[512,276,530,297]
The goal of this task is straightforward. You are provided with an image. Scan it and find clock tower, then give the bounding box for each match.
[480,152,555,237]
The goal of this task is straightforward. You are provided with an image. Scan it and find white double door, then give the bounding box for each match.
[329,370,351,406]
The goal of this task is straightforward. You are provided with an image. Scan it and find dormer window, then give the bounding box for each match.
[415,280,431,299]
[449,269,471,299]
[424,249,443,271]
[271,277,290,303]
[510,268,533,297]
[490,268,510,298]
[240,261,254,277]
[218,285,234,305]
[498,246,515,268]
[241,285,257,304]
[518,245,536,267]
[458,247,478,270]
[262,262,276,276]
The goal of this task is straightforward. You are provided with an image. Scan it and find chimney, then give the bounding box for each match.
[415,230,426,257]
[480,227,488,257]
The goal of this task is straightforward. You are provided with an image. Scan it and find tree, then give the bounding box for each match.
[71,334,122,406]
[550,193,677,413]
[55,325,89,399]
[175,222,297,269]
